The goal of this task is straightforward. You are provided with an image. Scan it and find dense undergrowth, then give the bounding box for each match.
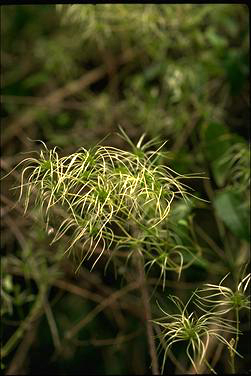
[1,4,250,375]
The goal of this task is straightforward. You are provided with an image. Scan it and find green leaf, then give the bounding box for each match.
[23,72,50,89]
[206,28,228,49]
[202,122,243,187]
[214,190,250,242]
[202,122,231,186]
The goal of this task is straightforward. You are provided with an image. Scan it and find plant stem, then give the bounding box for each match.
[1,287,46,359]
[229,308,240,374]
[136,251,160,375]
[235,308,240,351]
[229,338,236,374]
[231,308,240,374]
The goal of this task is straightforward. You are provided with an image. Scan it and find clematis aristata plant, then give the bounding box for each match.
[16,128,200,277]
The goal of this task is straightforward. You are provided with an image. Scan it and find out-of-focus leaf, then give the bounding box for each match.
[202,122,230,159]
[202,122,243,187]
[223,50,249,95]
[202,122,231,186]
[214,190,250,242]
[206,28,228,49]
[23,72,50,89]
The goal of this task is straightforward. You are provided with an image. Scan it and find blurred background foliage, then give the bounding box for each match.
[1,4,250,375]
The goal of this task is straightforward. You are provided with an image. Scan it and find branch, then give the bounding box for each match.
[2,48,135,146]
[136,252,160,375]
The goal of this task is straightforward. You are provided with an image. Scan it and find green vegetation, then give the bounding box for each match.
[1,4,250,375]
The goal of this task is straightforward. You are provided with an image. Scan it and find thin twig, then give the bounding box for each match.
[64,280,140,340]
[137,252,160,375]
[2,49,135,145]
[70,328,142,347]
[43,295,61,351]
[5,320,40,375]
[53,279,104,303]
[1,287,46,359]
[3,214,27,250]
